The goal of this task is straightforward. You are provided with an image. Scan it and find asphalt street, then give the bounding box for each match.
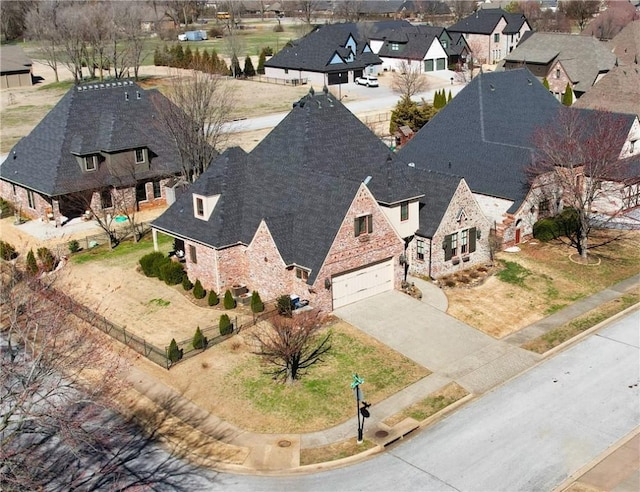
[196,309,639,491]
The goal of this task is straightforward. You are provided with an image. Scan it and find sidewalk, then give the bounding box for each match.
[127,273,639,475]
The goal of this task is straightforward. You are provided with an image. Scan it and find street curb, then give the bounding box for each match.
[552,426,640,492]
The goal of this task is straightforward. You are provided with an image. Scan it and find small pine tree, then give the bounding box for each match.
[201,49,211,72]
[251,291,264,313]
[223,289,236,309]
[184,45,193,68]
[153,46,163,66]
[257,49,267,74]
[68,239,80,253]
[243,55,256,77]
[168,338,183,363]
[26,249,38,276]
[219,313,233,335]
[182,274,194,291]
[173,44,185,68]
[193,326,207,350]
[36,247,56,272]
[230,54,242,78]
[447,90,452,103]
[207,290,219,306]
[542,77,550,90]
[562,83,573,106]
[193,279,206,299]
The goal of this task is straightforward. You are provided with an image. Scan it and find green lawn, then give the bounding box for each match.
[70,232,172,266]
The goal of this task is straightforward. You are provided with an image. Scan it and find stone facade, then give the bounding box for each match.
[408,180,492,279]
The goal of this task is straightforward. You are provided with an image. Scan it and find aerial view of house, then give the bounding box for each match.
[151,87,490,311]
[0,81,183,226]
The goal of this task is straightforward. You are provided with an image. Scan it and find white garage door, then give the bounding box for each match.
[332,259,394,309]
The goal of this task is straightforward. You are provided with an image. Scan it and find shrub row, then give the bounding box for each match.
[533,208,579,242]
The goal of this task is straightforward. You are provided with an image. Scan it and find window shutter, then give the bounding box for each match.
[368,215,373,234]
[443,234,452,261]
[469,227,476,253]
[354,218,360,237]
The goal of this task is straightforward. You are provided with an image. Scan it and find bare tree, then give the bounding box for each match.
[156,68,234,181]
[0,0,34,41]
[118,2,149,79]
[447,0,476,22]
[391,60,429,100]
[25,0,62,83]
[253,310,332,384]
[296,0,320,25]
[529,108,632,259]
[56,3,89,83]
[334,0,363,22]
[559,0,600,32]
[84,1,112,81]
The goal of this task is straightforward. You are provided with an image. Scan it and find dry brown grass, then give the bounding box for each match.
[445,230,640,338]
[300,438,376,466]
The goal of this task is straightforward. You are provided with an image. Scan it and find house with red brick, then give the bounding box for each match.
[151,88,490,312]
[0,80,183,227]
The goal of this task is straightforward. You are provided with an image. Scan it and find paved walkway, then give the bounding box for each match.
[127,273,639,476]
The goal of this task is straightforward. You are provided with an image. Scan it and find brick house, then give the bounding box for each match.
[0,81,183,226]
[151,89,490,312]
[447,8,531,65]
[501,32,616,102]
[398,68,640,248]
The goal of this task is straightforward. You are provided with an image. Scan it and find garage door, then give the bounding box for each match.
[332,259,394,309]
[327,71,348,85]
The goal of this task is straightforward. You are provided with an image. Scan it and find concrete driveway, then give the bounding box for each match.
[334,290,540,394]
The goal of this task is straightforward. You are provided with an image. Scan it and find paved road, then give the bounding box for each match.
[195,309,639,491]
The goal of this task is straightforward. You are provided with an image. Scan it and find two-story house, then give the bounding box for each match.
[151,88,490,312]
[501,32,616,102]
[0,81,183,226]
[447,8,531,65]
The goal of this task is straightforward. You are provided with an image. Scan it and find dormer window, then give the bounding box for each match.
[195,197,204,217]
[295,267,309,281]
[400,201,409,221]
[391,42,399,51]
[135,148,146,164]
[494,33,500,42]
[84,155,98,171]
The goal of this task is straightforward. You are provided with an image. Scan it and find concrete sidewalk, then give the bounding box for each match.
[126,273,639,475]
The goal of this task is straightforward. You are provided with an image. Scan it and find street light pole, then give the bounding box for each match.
[351,373,368,444]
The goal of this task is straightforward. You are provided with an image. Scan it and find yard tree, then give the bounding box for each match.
[562,83,574,106]
[257,48,267,74]
[447,0,476,21]
[559,0,600,32]
[156,66,235,181]
[390,96,437,133]
[391,60,429,100]
[25,0,62,83]
[528,107,632,259]
[296,0,321,25]
[253,310,332,384]
[243,55,256,77]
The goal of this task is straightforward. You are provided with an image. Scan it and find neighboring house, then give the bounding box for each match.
[610,19,640,66]
[151,88,490,312]
[0,45,33,89]
[573,64,640,118]
[582,0,639,40]
[0,81,183,226]
[447,8,531,65]
[264,23,382,86]
[398,68,640,248]
[501,32,616,101]
[372,24,450,74]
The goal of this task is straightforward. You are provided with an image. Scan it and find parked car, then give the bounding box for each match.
[355,75,379,87]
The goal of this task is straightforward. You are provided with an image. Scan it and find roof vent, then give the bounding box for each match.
[125,92,129,101]
[408,162,415,167]
[527,78,532,85]
[490,84,495,91]
[136,91,141,99]
[99,83,105,88]
[117,81,122,86]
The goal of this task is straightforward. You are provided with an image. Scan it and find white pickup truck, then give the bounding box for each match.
[355,75,379,87]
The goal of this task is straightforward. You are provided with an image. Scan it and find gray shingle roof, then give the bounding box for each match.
[1,81,182,197]
[264,23,382,72]
[505,32,616,93]
[448,8,528,35]
[573,64,640,118]
[152,89,464,283]
[377,26,440,60]
[0,45,32,74]
[398,68,637,214]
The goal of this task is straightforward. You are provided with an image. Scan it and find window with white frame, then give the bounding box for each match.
[460,229,468,254]
[494,33,500,42]
[195,197,204,217]
[416,239,425,261]
[443,228,477,261]
[295,267,309,281]
[400,201,409,221]
[391,42,399,51]
[135,148,146,164]
[84,155,97,171]
[450,232,458,257]
[152,180,162,199]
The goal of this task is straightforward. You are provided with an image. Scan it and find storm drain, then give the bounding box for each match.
[375,430,389,438]
[278,440,292,448]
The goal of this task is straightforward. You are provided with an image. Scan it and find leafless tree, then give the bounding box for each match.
[528,107,632,259]
[253,310,332,384]
[0,0,34,41]
[156,68,234,181]
[84,1,112,81]
[447,0,476,22]
[56,2,89,83]
[391,60,429,100]
[117,2,148,79]
[334,0,363,22]
[296,0,320,25]
[559,0,600,32]
[25,0,62,83]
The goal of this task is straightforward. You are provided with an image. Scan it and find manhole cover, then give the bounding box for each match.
[375,430,389,438]
[278,440,291,448]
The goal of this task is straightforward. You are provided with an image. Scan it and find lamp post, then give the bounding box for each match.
[351,373,370,444]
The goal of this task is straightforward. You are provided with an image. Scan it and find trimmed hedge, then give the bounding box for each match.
[182,275,194,291]
[193,279,206,299]
[251,291,264,313]
[140,252,166,277]
[533,208,580,242]
[223,289,236,309]
[208,290,219,306]
[160,261,185,285]
[193,326,207,350]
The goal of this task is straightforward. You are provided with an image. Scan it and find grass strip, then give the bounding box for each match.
[300,438,376,466]
[522,292,639,354]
